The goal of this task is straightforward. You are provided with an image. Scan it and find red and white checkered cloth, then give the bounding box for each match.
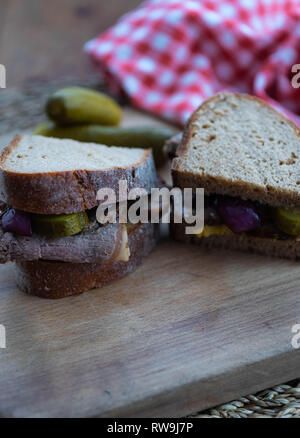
[85,0,300,126]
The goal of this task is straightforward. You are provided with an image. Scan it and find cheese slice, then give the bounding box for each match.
[196,224,232,238]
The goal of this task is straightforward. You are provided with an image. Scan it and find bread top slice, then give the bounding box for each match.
[0,135,157,214]
[172,93,300,208]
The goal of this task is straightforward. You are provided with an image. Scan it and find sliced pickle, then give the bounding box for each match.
[32,211,89,237]
[274,207,300,236]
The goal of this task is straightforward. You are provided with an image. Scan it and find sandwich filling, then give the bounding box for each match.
[0,203,135,264]
[196,195,300,240]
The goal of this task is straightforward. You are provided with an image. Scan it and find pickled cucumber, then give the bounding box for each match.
[33,122,52,135]
[32,211,89,237]
[46,87,122,126]
[274,207,300,236]
[32,122,175,167]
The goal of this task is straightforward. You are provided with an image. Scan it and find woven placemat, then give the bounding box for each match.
[0,76,299,418]
[190,381,300,418]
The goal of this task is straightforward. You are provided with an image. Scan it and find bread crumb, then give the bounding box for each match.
[17,154,23,158]
[280,158,295,165]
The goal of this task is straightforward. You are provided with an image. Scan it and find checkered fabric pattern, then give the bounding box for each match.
[85,0,300,126]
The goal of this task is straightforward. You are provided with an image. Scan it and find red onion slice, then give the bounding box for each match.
[215,196,261,233]
[2,207,32,236]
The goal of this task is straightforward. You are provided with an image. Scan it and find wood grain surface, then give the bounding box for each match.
[0,109,299,418]
[0,0,142,87]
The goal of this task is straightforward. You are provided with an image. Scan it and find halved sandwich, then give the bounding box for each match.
[171,92,300,259]
[0,135,158,298]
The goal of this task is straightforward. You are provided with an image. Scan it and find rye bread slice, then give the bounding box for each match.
[172,93,300,208]
[171,222,300,260]
[0,135,157,214]
[16,222,158,299]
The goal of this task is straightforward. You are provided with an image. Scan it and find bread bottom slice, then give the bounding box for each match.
[16,222,158,299]
[171,223,300,260]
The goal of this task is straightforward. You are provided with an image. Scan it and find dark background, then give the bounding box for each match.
[0,0,142,87]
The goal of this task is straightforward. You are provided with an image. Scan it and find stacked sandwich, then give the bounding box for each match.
[0,135,158,298]
[169,93,300,259]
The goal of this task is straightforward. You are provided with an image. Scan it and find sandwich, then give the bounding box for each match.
[0,135,158,298]
[170,92,300,260]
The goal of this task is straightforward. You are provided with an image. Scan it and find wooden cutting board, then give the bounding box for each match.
[0,110,299,418]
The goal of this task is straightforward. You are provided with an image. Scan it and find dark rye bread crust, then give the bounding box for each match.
[0,135,157,214]
[171,222,300,260]
[172,93,300,208]
[16,222,158,299]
